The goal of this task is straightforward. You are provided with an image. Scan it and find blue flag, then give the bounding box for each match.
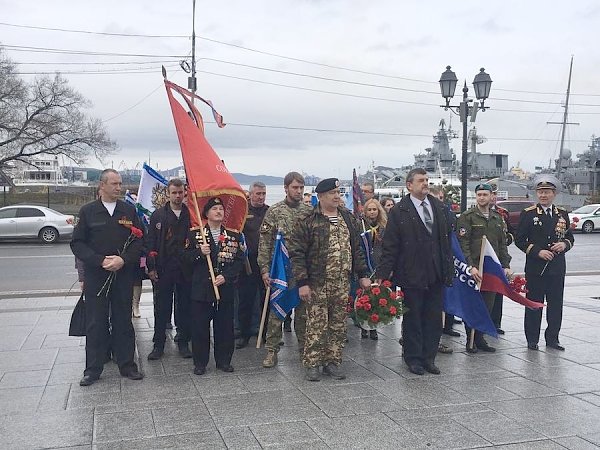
[269,231,300,320]
[443,233,498,338]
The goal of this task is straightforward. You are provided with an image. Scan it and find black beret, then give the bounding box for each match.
[202,197,223,218]
[315,178,340,193]
[475,183,492,192]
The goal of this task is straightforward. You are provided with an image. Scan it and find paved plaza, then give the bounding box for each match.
[1,275,600,449]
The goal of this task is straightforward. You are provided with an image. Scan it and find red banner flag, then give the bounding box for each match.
[164,80,247,232]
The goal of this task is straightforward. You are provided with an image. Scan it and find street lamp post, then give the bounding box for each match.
[439,66,492,212]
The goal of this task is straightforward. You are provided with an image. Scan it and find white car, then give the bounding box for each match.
[0,205,75,243]
[569,204,600,234]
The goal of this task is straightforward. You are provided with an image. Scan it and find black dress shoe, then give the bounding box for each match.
[423,363,441,374]
[496,328,505,335]
[476,342,496,353]
[79,375,99,386]
[147,347,164,360]
[217,364,234,373]
[466,346,478,354]
[443,329,460,337]
[361,329,368,339]
[369,330,378,340]
[528,343,539,350]
[193,366,206,375]
[235,337,250,349]
[546,342,565,351]
[122,369,144,380]
[408,364,425,375]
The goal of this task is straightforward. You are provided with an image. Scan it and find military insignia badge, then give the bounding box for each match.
[156,222,161,230]
[458,227,467,236]
[533,217,540,226]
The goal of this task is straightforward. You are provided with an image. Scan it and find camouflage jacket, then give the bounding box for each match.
[257,199,312,275]
[287,204,369,289]
[457,206,511,268]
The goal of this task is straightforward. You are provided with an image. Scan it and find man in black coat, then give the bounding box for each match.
[376,168,454,376]
[515,175,574,351]
[71,169,144,386]
[146,178,193,360]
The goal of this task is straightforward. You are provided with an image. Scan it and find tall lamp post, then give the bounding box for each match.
[439,66,492,212]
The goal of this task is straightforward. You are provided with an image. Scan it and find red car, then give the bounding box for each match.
[495,200,536,230]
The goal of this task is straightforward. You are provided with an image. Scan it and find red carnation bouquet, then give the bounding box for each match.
[353,280,407,330]
[570,216,579,229]
[508,274,528,295]
[97,223,144,297]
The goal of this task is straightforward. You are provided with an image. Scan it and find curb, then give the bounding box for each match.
[0,287,154,300]
[2,270,600,300]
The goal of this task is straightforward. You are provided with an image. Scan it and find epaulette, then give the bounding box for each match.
[225,227,238,234]
[524,205,537,211]
[190,226,201,231]
[556,206,567,211]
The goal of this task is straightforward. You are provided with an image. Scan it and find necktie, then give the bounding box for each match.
[545,207,552,217]
[421,201,433,234]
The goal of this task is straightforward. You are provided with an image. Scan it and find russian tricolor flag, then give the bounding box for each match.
[480,237,543,309]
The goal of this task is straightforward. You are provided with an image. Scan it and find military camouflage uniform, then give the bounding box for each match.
[258,199,312,353]
[287,205,368,368]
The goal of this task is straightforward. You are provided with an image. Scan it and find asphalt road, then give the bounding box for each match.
[0,233,599,294]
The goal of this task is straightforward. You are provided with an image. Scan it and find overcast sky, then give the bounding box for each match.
[2,0,599,178]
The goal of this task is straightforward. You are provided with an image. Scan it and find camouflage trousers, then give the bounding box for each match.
[302,276,349,368]
[265,301,306,353]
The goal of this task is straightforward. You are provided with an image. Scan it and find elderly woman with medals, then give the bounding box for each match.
[183,197,243,375]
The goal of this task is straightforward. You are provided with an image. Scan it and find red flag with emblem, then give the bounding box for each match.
[164,79,247,232]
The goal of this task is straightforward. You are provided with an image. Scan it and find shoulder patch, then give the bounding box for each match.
[156,222,161,230]
[524,205,537,211]
[458,227,467,236]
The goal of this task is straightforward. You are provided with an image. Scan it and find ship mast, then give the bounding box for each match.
[547,56,579,181]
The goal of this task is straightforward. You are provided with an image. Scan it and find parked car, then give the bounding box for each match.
[495,200,536,230]
[569,204,600,234]
[0,205,74,243]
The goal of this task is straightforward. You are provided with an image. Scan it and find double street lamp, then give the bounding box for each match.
[439,66,493,211]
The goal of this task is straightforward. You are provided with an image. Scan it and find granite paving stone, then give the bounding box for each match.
[0,386,44,415]
[93,410,156,443]
[553,436,600,449]
[249,421,321,447]
[0,408,93,448]
[399,415,491,448]
[38,383,71,411]
[93,430,226,449]
[218,426,262,449]
[0,368,50,389]
[151,403,216,436]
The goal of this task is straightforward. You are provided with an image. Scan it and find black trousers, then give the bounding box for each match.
[524,273,565,345]
[237,269,266,338]
[491,293,503,328]
[191,293,235,369]
[84,275,137,377]
[152,271,191,347]
[402,283,443,366]
[443,313,455,332]
[465,290,496,345]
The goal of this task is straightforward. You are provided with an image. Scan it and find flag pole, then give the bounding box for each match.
[256,286,271,348]
[469,235,488,351]
[191,191,221,301]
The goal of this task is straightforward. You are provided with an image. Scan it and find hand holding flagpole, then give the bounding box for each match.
[191,192,221,301]
[468,234,488,351]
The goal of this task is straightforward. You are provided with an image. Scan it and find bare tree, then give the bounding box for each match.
[0,49,117,168]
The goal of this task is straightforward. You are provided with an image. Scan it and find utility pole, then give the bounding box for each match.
[189,0,197,104]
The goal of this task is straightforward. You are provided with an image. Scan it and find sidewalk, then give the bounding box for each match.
[0,277,599,449]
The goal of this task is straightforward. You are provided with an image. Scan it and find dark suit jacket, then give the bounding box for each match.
[376,194,454,289]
